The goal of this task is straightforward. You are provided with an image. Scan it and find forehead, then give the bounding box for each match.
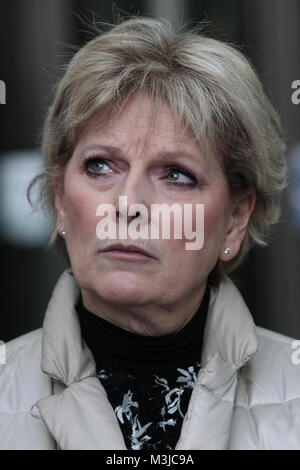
[73,95,223,178]
[76,96,200,153]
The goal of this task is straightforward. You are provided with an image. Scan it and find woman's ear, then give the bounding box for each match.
[219,187,256,262]
[53,178,66,233]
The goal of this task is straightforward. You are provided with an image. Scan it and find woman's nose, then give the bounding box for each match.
[115,167,152,222]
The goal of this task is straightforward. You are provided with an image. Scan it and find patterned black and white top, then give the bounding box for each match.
[76,284,210,451]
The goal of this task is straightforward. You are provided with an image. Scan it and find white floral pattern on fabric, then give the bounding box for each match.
[97,362,201,450]
[115,391,139,424]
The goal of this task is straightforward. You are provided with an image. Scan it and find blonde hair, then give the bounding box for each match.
[28,16,288,284]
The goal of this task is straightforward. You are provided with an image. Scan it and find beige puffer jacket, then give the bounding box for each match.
[1,268,300,450]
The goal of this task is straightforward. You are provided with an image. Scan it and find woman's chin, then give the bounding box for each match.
[95,275,155,306]
[101,288,151,306]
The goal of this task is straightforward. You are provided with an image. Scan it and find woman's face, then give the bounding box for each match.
[55,96,253,312]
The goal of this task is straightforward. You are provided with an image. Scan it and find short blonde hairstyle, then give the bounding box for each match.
[28,16,288,284]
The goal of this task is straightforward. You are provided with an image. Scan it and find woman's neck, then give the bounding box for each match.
[80,280,208,337]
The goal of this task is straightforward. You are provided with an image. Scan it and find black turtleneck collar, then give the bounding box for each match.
[76,283,210,371]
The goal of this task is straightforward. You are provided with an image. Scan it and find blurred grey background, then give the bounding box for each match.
[0,0,299,342]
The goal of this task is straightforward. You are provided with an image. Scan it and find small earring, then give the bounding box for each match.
[224,247,231,255]
[60,226,66,237]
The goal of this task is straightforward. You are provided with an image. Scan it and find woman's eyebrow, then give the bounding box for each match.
[155,150,205,165]
[76,144,209,176]
[77,145,204,164]
[76,144,123,157]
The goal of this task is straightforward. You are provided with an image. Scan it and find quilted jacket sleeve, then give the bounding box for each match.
[0,329,56,449]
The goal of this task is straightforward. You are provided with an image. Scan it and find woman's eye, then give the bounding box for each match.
[166,167,196,186]
[85,157,112,176]
[83,159,196,186]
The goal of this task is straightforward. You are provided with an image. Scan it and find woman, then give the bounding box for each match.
[1,17,299,450]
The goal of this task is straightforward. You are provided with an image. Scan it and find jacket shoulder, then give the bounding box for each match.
[0,328,52,413]
[2,327,43,369]
[4,327,42,354]
[230,326,300,449]
[0,329,57,449]
[236,325,300,406]
[255,325,297,346]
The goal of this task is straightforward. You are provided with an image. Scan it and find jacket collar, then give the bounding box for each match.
[202,273,259,369]
[176,274,259,449]
[36,268,259,450]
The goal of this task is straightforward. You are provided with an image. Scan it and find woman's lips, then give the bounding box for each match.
[101,250,154,261]
[99,244,156,262]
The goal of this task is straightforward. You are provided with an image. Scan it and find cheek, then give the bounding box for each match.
[64,176,100,240]
[203,198,230,249]
[163,198,229,259]
[159,205,204,269]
